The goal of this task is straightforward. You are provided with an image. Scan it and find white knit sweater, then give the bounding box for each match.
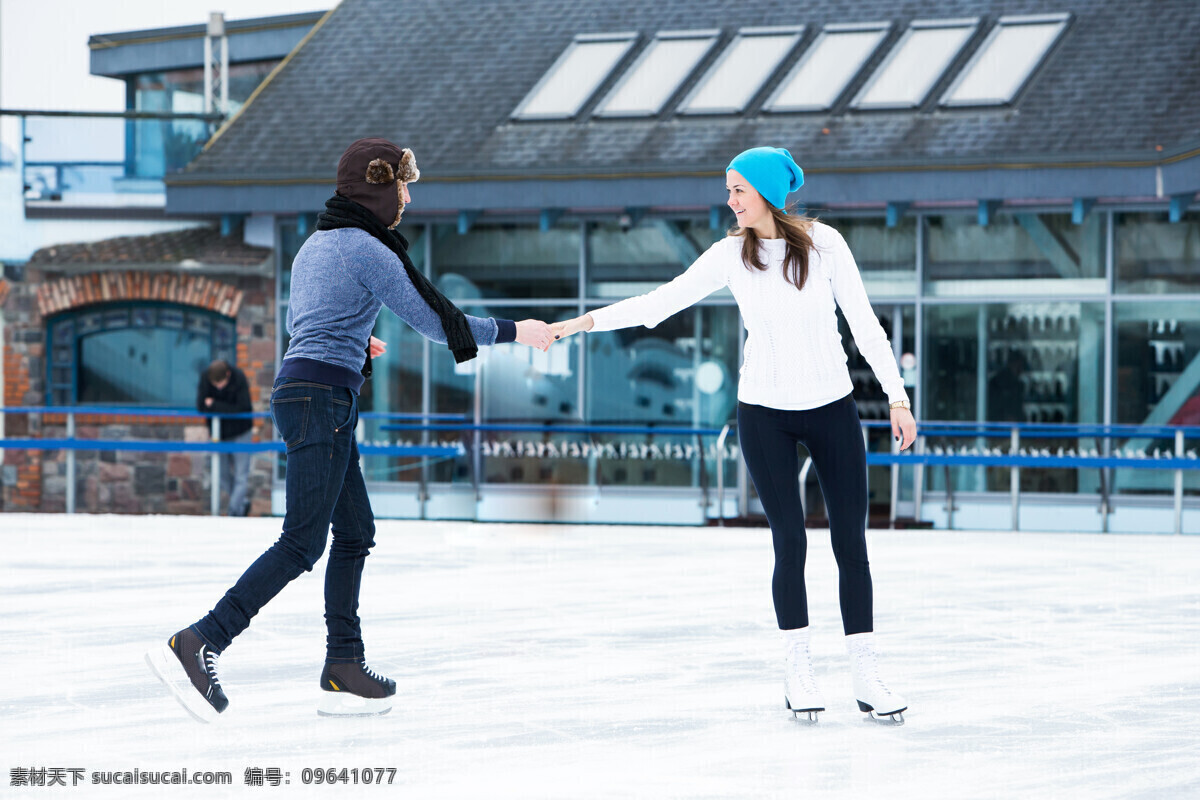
[588,221,909,411]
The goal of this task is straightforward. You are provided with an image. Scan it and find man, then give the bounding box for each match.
[148,138,553,722]
[197,360,253,516]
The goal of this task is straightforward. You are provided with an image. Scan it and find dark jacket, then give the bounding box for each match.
[197,365,253,440]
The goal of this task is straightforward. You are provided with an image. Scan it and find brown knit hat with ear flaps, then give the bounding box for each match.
[335,137,420,229]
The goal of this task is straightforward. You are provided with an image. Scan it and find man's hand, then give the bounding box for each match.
[204,397,214,408]
[369,336,387,358]
[890,407,917,451]
[550,314,594,341]
[515,320,553,352]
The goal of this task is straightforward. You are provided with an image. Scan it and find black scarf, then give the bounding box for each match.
[316,195,478,364]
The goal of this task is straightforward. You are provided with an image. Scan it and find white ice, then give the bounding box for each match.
[2,514,1199,799]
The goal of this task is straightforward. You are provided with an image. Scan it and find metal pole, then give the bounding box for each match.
[798,456,813,519]
[914,435,925,523]
[473,358,482,504]
[1011,427,1020,531]
[889,426,900,528]
[1175,429,1185,535]
[863,425,870,529]
[210,416,221,516]
[716,423,731,525]
[65,412,75,514]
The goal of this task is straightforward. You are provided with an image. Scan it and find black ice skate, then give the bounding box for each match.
[145,627,228,724]
[317,660,396,717]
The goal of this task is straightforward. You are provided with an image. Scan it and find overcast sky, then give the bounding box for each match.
[1,0,331,111]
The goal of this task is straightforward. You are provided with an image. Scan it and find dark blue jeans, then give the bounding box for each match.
[193,378,377,663]
[737,395,872,635]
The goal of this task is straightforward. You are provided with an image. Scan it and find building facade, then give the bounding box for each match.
[4,0,1199,531]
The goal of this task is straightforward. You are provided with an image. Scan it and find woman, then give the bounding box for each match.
[552,147,916,724]
[147,138,554,722]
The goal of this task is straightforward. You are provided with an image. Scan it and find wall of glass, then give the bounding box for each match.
[273,206,1200,521]
[1113,300,1200,496]
[131,62,276,176]
[924,213,1105,297]
[1116,211,1200,294]
[923,301,1105,495]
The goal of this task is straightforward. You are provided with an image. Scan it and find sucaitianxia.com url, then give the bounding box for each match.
[10,768,232,786]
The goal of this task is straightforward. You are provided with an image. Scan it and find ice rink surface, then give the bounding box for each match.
[2,513,1198,800]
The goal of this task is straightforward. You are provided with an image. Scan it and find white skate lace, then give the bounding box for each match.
[854,647,891,699]
[786,646,819,695]
[204,649,222,687]
[361,662,385,683]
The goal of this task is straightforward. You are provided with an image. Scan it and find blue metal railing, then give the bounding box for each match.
[2,406,1197,531]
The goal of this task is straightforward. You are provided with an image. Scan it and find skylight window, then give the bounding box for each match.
[512,33,637,120]
[678,26,804,115]
[763,23,890,112]
[852,18,979,109]
[595,30,720,117]
[940,14,1070,106]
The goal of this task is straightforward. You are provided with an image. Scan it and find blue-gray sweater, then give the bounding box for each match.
[278,228,514,393]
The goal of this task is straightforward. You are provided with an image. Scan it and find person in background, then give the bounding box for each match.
[197,359,253,517]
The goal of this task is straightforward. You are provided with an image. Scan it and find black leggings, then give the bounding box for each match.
[737,395,872,635]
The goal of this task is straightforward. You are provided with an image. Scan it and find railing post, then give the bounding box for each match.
[798,456,814,520]
[715,423,731,526]
[889,426,900,529]
[1175,429,1185,535]
[210,415,221,517]
[66,412,75,514]
[914,436,925,524]
[863,425,870,529]
[1011,427,1021,531]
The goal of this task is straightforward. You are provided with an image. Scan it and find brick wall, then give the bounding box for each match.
[2,266,277,515]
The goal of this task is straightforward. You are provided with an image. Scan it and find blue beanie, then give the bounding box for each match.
[726,147,804,211]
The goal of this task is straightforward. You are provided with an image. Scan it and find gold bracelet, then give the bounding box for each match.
[889,400,911,411]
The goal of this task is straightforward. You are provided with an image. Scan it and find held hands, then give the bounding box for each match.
[890,406,917,451]
[369,336,387,358]
[515,319,554,352]
[549,314,594,341]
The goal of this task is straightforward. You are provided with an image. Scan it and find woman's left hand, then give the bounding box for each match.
[369,336,387,358]
[890,406,917,451]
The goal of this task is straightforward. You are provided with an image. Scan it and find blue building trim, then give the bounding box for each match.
[165,156,1200,217]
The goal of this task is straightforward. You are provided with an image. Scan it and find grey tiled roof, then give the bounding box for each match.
[171,0,1200,189]
[29,226,271,267]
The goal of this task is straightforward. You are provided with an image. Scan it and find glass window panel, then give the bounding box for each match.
[78,313,103,335]
[53,320,74,345]
[132,308,155,327]
[158,308,183,329]
[820,215,916,298]
[185,312,211,336]
[78,326,209,406]
[103,309,130,329]
[513,36,636,119]
[853,20,977,109]
[680,28,801,114]
[923,213,1105,297]
[1113,301,1200,496]
[433,223,579,300]
[765,25,889,111]
[587,220,727,299]
[585,304,740,489]
[942,16,1068,106]
[923,302,1104,497]
[1115,211,1200,294]
[596,33,718,117]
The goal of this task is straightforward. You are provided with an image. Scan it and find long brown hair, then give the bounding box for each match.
[732,204,815,291]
